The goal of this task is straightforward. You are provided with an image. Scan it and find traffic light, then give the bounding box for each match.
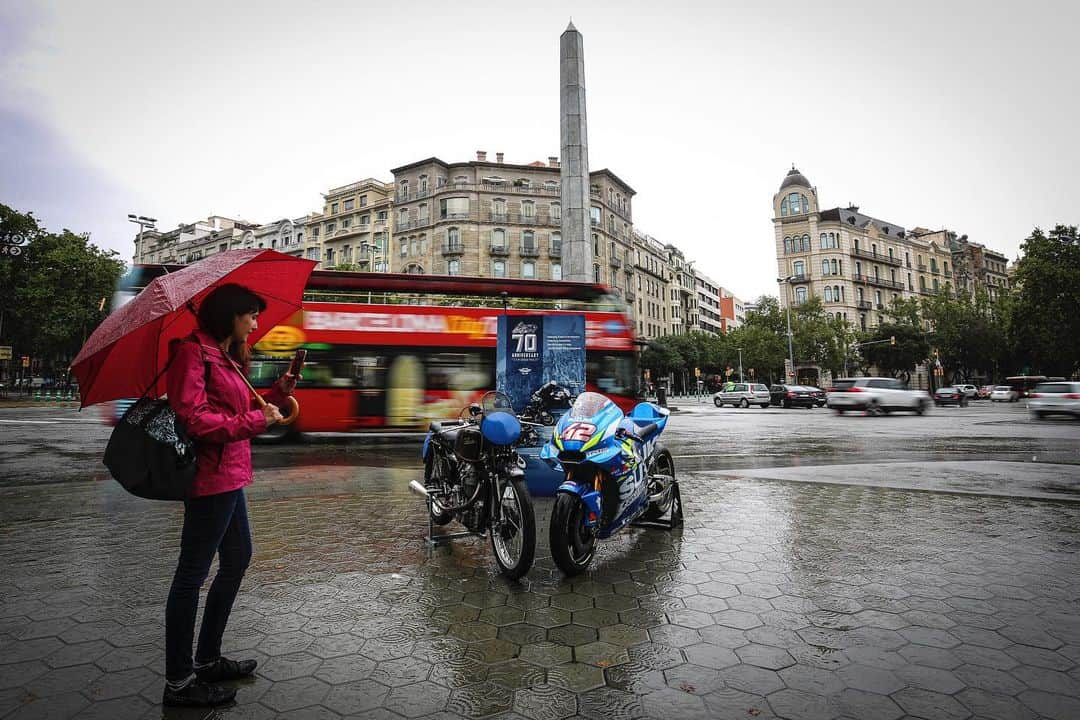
[890,335,896,345]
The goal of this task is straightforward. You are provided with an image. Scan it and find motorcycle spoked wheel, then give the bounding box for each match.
[642,451,676,522]
[490,479,536,580]
[550,493,596,576]
[424,453,454,526]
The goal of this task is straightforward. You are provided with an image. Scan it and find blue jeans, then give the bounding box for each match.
[165,488,252,681]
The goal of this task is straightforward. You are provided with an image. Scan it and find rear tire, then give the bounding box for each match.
[783,399,791,409]
[835,408,845,415]
[866,401,884,417]
[642,451,675,522]
[424,453,454,526]
[491,479,536,581]
[550,493,596,576]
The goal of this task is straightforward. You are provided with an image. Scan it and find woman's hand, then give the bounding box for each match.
[262,403,284,426]
[278,372,299,395]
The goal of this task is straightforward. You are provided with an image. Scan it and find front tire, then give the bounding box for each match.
[714,398,722,407]
[550,493,596,576]
[491,479,536,581]
[739,398,750,409]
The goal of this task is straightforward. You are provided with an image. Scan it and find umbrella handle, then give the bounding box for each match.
[223,352,301,428]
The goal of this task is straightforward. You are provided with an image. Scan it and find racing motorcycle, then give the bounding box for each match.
[539,392,680,576]
[412,391,536,579]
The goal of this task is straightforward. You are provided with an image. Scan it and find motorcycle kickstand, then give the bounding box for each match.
[632,480,684,531]
[424,495,475,547]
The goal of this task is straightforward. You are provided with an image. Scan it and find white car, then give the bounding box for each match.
[826,377,931,415]
[955,384,979,399]
[713,382,771,408]
[990,386,1018,402]
[1029,381,1080,420]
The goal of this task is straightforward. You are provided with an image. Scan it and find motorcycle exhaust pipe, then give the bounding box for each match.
[409,480,430,498]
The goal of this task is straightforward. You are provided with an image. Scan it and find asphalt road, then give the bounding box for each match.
[2,399,1077,495]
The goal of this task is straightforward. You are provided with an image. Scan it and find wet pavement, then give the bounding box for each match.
[1,402,1079,719]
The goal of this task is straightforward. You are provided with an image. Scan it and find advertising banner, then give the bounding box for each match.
[497,314,585,412]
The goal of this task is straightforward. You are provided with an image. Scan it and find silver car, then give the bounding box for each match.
[714,382,771,408]
[1029,381,1080,419]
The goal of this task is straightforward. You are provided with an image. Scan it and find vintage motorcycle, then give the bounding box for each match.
[412,391,536,579]
[539,391,680,576]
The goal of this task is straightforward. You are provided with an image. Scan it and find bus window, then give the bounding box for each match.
[587,353,636,398]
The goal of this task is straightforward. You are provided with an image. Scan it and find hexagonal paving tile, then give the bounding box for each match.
[323,678,391,714]
[519,641,572,668]
[550,593,593,612]
[547,623,598,647]
[486,659,547,689]
[628,642,685,671]
[893,686,972,719]
[575,641,630,668]
[734,643,796,670]
[664,662,727,695]
[578,686,644,720]
[546,662,605,692]
[384,680,451,718]
[370,656,432,686]
[513,682,578,720]
[260,676,331,713]
[683,643,738,670]
[524,607,571,629]
[447,680,514,717]
[597,623,649,647]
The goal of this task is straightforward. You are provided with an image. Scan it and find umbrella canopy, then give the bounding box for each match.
[72,250,316,408]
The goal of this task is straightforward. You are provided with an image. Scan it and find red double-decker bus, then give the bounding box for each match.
[113,266,639,436]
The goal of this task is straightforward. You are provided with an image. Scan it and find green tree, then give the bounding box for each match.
[640,336,684,379]
[860,324,931,381]
[1008,225,1079,377]
[921,287,1008,383]
[791,297,853,374]
[0,204,125,377]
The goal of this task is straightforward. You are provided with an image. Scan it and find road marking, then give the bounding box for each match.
[0,419,59,424]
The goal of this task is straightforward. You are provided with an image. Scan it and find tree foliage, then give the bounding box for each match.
[0,204,126,374]
[1008,225,1079,377]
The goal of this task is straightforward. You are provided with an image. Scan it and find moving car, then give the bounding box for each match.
[714,382,771,408]
[978,385,994,399]
[990,386,1019,402]
[955,384,979,399]
[769,384,817,409]
[826,377,931,416]
[1028,381,1080,420]
[933,386,969,407]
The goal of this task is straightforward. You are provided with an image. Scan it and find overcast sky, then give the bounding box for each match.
[2,0,1076,301]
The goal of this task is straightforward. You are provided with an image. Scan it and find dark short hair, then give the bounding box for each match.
[197,283,267,341]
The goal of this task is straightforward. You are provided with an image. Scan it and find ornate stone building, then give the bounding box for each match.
[773,167,955,331]
[133,215,310,265]
[388,152,636,296]
[307,179,393,270]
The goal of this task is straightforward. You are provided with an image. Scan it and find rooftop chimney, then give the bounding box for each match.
[548,156,559,168]
[476,150,487,161]
[496,152,504,164]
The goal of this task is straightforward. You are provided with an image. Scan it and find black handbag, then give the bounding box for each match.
[102,342,207,501]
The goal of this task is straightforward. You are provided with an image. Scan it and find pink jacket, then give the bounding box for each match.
[166,330,287,498]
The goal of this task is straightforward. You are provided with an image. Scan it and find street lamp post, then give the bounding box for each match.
[127,214,157,261]
[777,276,796,382]
[737,347,744,382]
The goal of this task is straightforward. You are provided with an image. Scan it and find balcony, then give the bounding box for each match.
[549,244,562,258]
[487,212,558,226]
[853,273,904,291]
[944,270,953,278]
[489,244,510,256]
[931,267,941,275]
[442,242,464,256]
[917,263,927,272]
[626,290,636,302]
[623,264,634,275]
[395,216,433,232]
[609,256,622,268]
[520,244,540,258]
[490,212,510,223]
[788,273,809,284]
[876,303,885,310]
[851,248,902,266]
[857,300,873,310]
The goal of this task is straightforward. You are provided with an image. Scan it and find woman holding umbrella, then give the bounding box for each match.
[162,283,292,707]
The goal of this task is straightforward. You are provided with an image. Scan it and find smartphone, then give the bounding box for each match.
[288,349,307,376]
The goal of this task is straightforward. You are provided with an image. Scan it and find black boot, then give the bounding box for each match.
[195,656,258,683]
[162,678,236,707]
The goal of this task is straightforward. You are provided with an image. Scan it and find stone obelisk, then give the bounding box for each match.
[560,21,592,283]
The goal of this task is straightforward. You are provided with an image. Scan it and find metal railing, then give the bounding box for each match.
[489,244,510,256]
[549,245,562,258]
[853,273,904,290]
[442,242,465,255]
[520,244,540,257]
[609,256,622,268]
[851,248,902,266]
[857,300,873,310]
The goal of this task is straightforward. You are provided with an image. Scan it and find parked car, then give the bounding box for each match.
[714,382,771,408]
[933,386,969,407]
[826,377,931,415]
[801,385,827,406]
[1028,381,1080,419]
[978,385,995,399]
[769,384,817,408]
[954,384,979,399]
[990,386,1019,402]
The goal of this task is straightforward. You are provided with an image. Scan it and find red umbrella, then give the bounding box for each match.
[72,249,317,408]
